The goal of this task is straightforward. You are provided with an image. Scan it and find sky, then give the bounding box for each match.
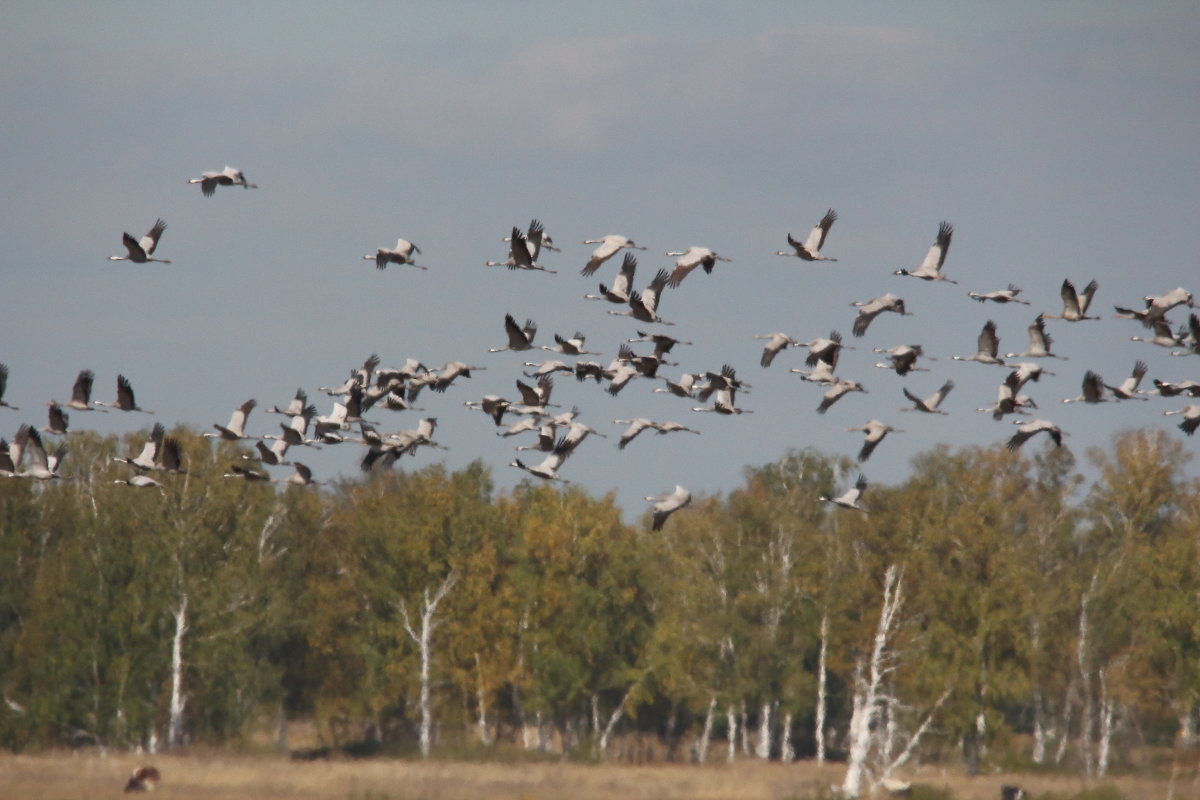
[2,2,1198,521]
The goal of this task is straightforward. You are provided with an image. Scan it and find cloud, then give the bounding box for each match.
[323,25,935,153]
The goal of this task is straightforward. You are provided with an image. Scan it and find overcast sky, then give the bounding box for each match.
[2,3,1198,520]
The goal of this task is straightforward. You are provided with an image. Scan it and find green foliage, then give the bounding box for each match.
[0,424,1196,782]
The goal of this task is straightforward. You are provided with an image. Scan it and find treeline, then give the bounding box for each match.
[0,426,1197,785]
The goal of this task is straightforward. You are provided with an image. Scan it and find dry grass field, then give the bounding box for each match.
[0,750,1193,800]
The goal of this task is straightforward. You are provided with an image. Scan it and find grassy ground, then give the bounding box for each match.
[0,751,1194,800]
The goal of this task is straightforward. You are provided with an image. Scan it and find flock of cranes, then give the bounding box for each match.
[3,175,1198,528]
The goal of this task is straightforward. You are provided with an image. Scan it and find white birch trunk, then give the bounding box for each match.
[400,572,457,759]
[877,688,951,786]
[726,705,737,763]
[816,611,829,764]
[1077,572,1098,778]
[1097,666,1115,777]
[598,688,632,755]
[474,653,491,746]
[1054,683,1073,765]
[842,564,903,798]
[695,696,716,763]
[844,659,872,799]
[755,701,772,760]
[740,703,752,756]
[779,712,794,763]
[1032,685,1048,764]
[167,594,188,749]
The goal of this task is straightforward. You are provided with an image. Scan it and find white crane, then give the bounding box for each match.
[894,221,955,283]
[204,399,257,440]
[664,247,730,288]
[776,209,838,262]
[873,344,932,376]
[583,252,638,303]
[1005,314,1066,359]
[513,377,557,414]
[466,395,512,427]
[114,423,165,470]
[560,420,606,451]
[692,387,752,415]
[581,235,645,276]
[817,379,867,414]
[513,421,558,453]
[515,218,559,258]
[1061,371,1108,404]
[696,364,751,403]
[52,369,102,412]
[845,420,902,462]
[0,437,14,477]
[820,473,869,512]
[247,438,291,466]
[900,379,954,414]
[313,402,350,440]
[0,363,17,410]
[797,330,852,369]
[977,380,1038,420]
[488,223,557,273]
[41,404,69,436]
[1151,379,1200,398]
[603,357,641,397]
[11,424,66,480]
[1006,419,1065,451]
[607,268,673,325]
[276,462,318,487]
[496,414,540,438]
[628,330,691,354]
[1045,279,1099,321]
[1107,360,1150,400]
[319,353,380,396]
[263,405,322,448]
[488,315,538,352]
[224,464,269,481]
[754,333,798,368]
[364,238,425,270]
[653,371,704,398]
[1142,287,1194,328]
[614,418,699,449]
[952,320,1006,366]
[967,284,1029,304]
[541,332,599,356]
[523,359,575,378]
[1007,362,1054,393]
[1169,313,1200,357]
[574,361,606,383]
[114,474,163,489]
[266,388,308,417]
[94,374,153,413]
[188,166,256,196]
[789,360,838,385]
[1164,405,1200,436]
[1129,318,1184,348]
[510,440,572,482]
[109,218,170,264]
[645,484,692,530]
[851,294,910,338]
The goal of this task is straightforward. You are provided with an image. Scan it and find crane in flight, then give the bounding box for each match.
[776,208,838,262]
[364,238,425,270]
[109,218,170,264]
[581,235,645,276]
[894,221,955,283]
[188,166,256,196]
[646,484,692,530]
